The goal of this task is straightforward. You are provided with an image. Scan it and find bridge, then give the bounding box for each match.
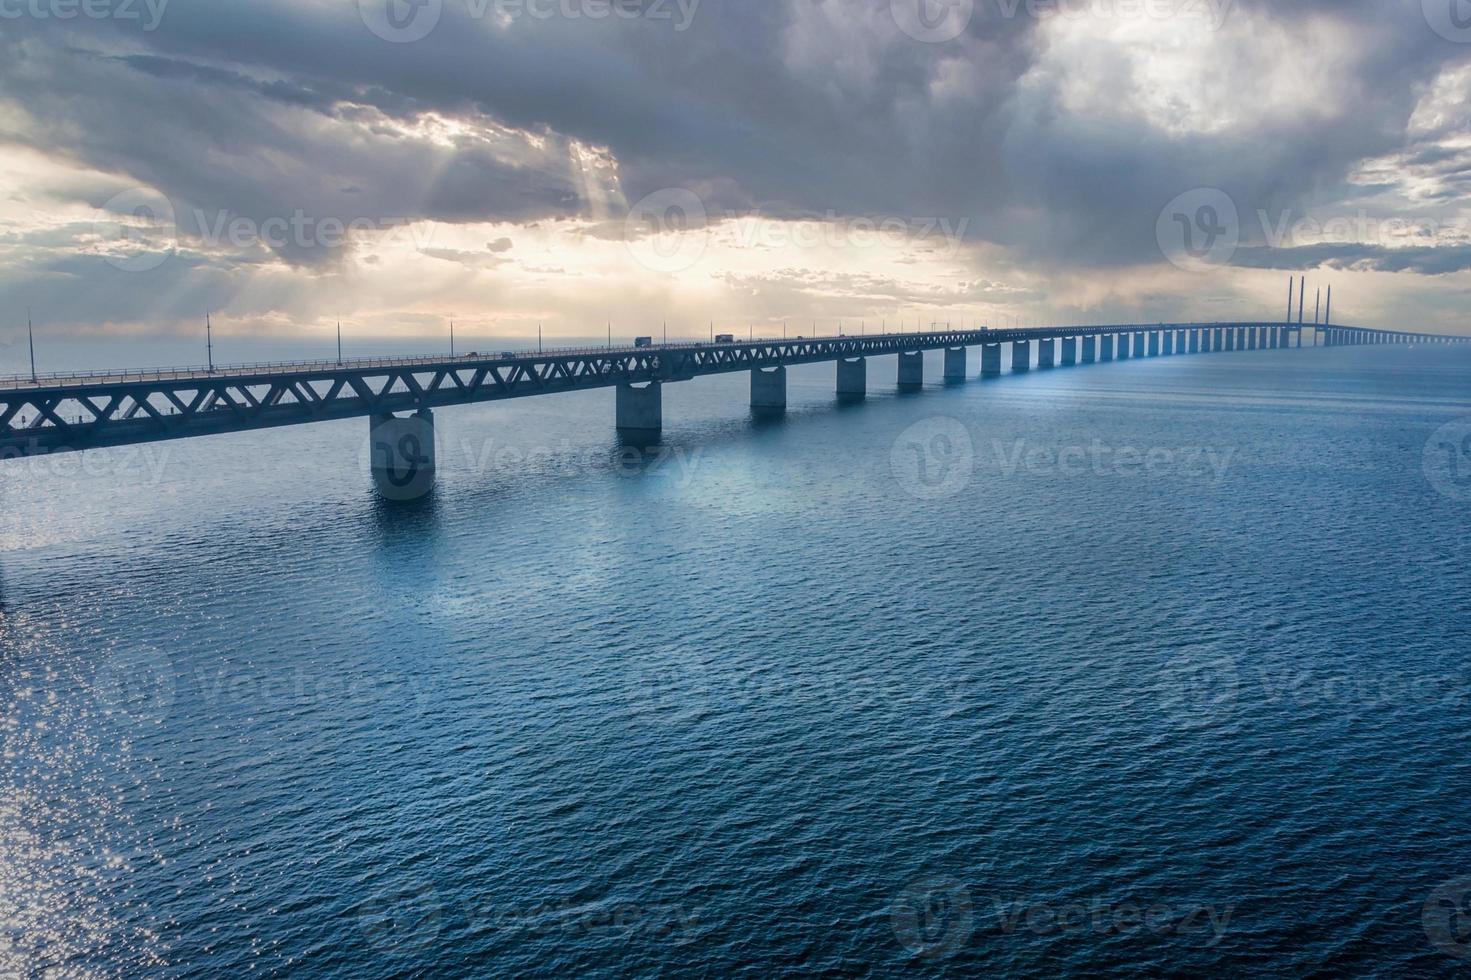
[0,320,1463,498]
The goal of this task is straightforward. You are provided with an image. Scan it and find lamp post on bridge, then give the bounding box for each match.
[206,312,214,373]
[27,308,37,384]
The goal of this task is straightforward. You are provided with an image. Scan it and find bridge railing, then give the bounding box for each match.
[0,329,986,388]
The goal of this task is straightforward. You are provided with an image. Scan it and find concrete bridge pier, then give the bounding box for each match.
[1060,337,1078,367]
[1082,335,1097,363]
[751,366,787,413]
[898,352,924,390]
[1013,341,1031,373]
[1189,330,1201,354]
[944,347,968,382]
[370,408,436,501]
[1038,338,1056,369]
[837,357,867,398]
[1100,335,1114,361]
[617,382,663,436]
[1118,333,1131,359]
[981,344,1003,378]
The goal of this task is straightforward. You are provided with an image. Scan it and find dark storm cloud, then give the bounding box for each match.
[1,0,1469,272]
[1233,243,1471,276]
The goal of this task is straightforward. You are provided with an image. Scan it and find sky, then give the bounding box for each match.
[2,0,1471,358]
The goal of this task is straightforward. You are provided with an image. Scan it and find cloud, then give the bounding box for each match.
[2,0,1471,338]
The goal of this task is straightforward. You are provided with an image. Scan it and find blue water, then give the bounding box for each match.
[3,344,1471,976]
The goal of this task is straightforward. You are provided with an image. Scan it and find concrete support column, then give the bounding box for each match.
[1189,330,1201,354]
[898,351,923,390]
[837,357,867,397]
[944,347,968,382]
[1247,327,1258,350]
[981,344,1002,378]
[1100,335,1115,361]
[617,382,663,435]
[1082,335,1097,364]
[1133,333,1146,358]
[1118,334,1131,359]
[370,408,436,501]
[1060,337,1078,367]
[1012,340,1031,373]
[751,366,787,413]
[1038,338,1056,369]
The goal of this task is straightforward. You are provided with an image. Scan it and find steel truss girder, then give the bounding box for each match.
[0,323,1450,458]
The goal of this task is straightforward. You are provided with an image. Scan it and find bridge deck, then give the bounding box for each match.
[0,322,1455,458]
